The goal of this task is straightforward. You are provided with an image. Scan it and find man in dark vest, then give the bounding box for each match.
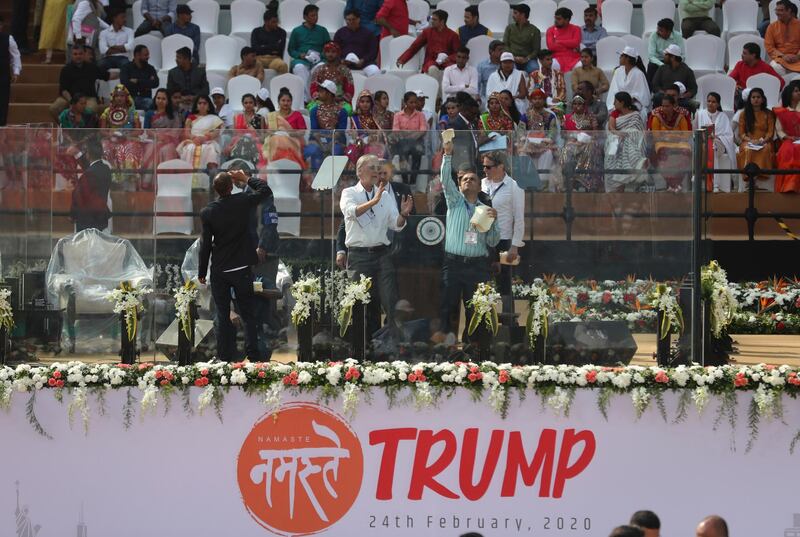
[0,16,22,126]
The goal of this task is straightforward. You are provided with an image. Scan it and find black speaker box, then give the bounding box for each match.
[545,321,637,366]
[22,272,46,307]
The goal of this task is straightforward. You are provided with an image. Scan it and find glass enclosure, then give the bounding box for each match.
[0,126,701,365]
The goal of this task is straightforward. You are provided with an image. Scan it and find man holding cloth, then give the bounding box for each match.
[396,9,460,84]
[340,155,414,338]
[440,135,499,339]
[198,170,273,361]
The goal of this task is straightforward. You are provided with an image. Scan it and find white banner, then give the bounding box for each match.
[2,389,799,537]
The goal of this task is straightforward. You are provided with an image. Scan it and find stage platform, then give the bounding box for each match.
[16,334,800,367]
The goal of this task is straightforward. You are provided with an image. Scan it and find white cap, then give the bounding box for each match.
[664,44,682,58]
[319,79,337,95]
[257,88,270,101]
[619,46,638,59]
[500,51,515,62]
[306,50,321,64]
[742,87,752,101]
[362,64,381,77]
[210,87,225,96]
[674,81,686,94]
[415,89,427,98]
[345,52,359,63]
[436,52,449,64]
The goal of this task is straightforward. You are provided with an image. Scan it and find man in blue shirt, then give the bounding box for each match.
[135,0,177,37]
[477,40,505,102]
[458,6,492,47]
[580,6,606,53]
[167,5,200,65]
[344,0,383,37]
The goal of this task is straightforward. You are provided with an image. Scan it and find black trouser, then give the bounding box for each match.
[393,137,424,185]
[347,247,397,338]
[211,267,259,361]
[440,254,490,338]
[495,239,513,296]
[0,76,10,126]
[11,0,30,49]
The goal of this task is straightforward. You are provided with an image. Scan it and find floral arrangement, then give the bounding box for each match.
[0,288,14,332]
[467,282,501,336]
[702,261,738,338]
[3,360,800,452]
[290,274,322,326]
[106,281,149,342]
[514,282,551,349]
[173,280,198,340]
[154,263,184,292]
[647,283,684,340]
[338,275,372,337]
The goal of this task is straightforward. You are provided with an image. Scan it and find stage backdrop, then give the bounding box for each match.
[2,387,800,537]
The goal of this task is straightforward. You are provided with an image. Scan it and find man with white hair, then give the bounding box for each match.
[340,154,414,338]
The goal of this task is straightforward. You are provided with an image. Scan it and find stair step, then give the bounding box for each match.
[18,63,62,84]
[11,83,58,103]
[8,103,54,125]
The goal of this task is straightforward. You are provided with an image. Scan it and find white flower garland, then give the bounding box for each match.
[290,274,322,326]
[467,282,501,336]
[173,281,199,341]
[702,261,738,338]
[514,283,552,349]
[0,288,14,332]
[106,282,149,341]
[647,283,684,339]
[338,275,372,337]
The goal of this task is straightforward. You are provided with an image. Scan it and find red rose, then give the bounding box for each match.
[194,378,205,387]
[408,373,417,382]
[160,379,170,386]
[52,371,62,379]
[602,291,612,304]
[154,370,163,379]
[468,372,483,382]
[498,370,510,384]
[200,368,209,376]
[257,371,266,378]
[655,371,669,383]
[55,380,64,388]
[345,366,361,381]
[777,321,786,331]
[585,370,597,383]
[47,378,56,387]
[734,372,748,387]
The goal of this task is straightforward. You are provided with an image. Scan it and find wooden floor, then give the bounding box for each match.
[19,334,800,367]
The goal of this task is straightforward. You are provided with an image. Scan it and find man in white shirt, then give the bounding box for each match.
[442,46,479,101]
[480,151,524,296]
[0,15,22,126]
[98,10,134,71]
[340,154,414,338]
[210,87,234,128]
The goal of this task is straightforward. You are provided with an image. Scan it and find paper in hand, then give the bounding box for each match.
[470,206,495,233]
[442,129,455,144]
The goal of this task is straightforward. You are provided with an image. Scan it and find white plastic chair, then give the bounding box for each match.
[160,34,194,73]
[685,34,726,75]
[207,72,228,94]
[352,72,366,108]
[230,0,265,42]
[278,0,308,32]
[746,72,782,109]
[363,74,404,111]
[380,35,394,70]
[478,0,511,36]
[386,35,424,80]
[266,159,302,237]
[601,0,633,36]
[641,0,675,40]
[722,0,760,39]
[407,0,430,34]
[270,73,305,111]
[526,0,557,38]
[406,73,440,113]
[227,75,261,112]
[205,34,241,74]
[436,0,469,31]
[316,0,346,31]
[467,35,493,67]
[155,159,195,235]
[558,0,590,20]
[132,0,145,31]
[186,0,219,36]
[133,34,162,70]
[596,35,626,72]
[727,34,766,70]
[697,73,737,111]
[621,34,648,68]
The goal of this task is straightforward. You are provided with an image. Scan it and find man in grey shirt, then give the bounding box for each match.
[135,0,176,37]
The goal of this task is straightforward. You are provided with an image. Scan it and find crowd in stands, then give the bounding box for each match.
[8,0,800,194]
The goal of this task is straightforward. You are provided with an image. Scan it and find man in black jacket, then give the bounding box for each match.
[120,44,159,110]
[49,45,109,122]
[166,46,209,111]
[67,140,112,232]
[199,170,273,361]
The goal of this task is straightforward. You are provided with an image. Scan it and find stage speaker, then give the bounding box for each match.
[546,321,637,366]
[22,272,46,307]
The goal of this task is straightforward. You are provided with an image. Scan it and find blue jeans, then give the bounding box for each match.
[133,96,153,110]
[98,55,129,70]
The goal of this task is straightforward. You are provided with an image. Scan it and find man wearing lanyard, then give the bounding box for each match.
[440,139,500,339]
[481,151,525,296]
[340,154,414,339]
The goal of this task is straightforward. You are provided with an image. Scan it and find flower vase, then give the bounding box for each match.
[297,305,314,362]
[702,300,729,365]
[530,334,545,364]
[656,310,671,366]
[177,302,197,365]
[348,302,366,361]
[469,323,493,362]
[120,313,137,365]
[0,327,7,365]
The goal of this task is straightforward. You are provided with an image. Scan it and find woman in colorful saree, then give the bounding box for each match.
[648,93,692,192]
[774,82,800,193]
